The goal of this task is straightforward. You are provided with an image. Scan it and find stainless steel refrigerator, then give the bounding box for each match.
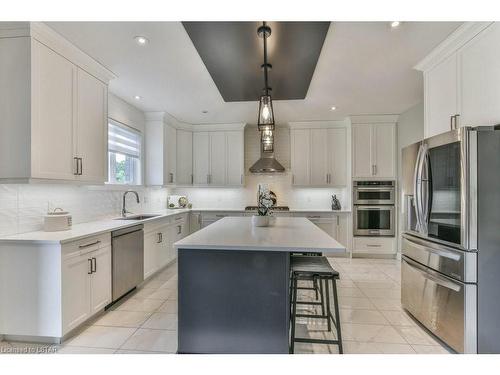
[401,125,500,353]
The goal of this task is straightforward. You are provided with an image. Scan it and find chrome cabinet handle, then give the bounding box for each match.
[88,259,92,274]
[175,217,182,221]
[177,225,182,235]
[169,172,174,183]
[450,115,454,130]
[74,157,79,175]
[366,244,381,247]
[240,174,243,185]
[157,233,162,243]
[79,240,101,249]
[91,257,96,273]
[191,174,193,184]
[79,158,83,175]
[307,215,321,219]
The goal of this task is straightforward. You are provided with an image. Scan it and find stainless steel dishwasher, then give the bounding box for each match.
[111,224,144,302]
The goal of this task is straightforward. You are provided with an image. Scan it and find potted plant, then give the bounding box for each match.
[252,184,274,227]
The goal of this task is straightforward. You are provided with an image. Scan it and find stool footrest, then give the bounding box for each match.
[293,338,341,345]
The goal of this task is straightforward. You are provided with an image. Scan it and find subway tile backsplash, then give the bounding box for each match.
[0,184,172,236]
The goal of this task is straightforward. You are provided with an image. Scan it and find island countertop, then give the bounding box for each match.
[174,216,346,254]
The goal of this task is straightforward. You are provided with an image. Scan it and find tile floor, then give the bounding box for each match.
[0,257,453,354]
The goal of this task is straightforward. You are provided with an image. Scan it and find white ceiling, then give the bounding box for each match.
[47,21,461,125]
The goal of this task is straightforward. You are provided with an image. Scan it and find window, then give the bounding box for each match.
[108,119,142,185]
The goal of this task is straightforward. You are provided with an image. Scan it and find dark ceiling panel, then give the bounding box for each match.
[182,21,330,102]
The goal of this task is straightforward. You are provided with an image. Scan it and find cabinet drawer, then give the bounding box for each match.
[201,211,243,220]
[62,233,111,258]
[353,237,396,254]
[144,217,172,233]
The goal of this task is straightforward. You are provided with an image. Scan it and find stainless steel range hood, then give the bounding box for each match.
[249,152,285,173]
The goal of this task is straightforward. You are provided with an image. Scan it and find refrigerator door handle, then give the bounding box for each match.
[420,146,432,231]
[413,145,425,232]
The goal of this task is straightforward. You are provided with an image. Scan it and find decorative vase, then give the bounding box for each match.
[252,215,270,227]
[331,195,342,211]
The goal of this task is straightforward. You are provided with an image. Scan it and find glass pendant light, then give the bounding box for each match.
[257,22,275,131]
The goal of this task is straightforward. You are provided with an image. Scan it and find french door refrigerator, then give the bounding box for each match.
[401,125,500,353]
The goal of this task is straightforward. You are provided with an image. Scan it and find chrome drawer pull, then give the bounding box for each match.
[79,240,101,249]
[366,244,381,247]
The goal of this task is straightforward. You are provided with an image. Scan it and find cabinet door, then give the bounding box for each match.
[62,254,91,334]
[226,131,244,186]
[176,129,193,185]
[31,40,76,180]
[158,224,172,268]
[328,127,347,186]
[193,132,210,185]
[310,129,329,186]
[209,132,226,185]
[459,23,500,127]
[352,124,373,178]
[76,68,107,183]
[373,123,396,178]
[90,246,112,314]
[335,215,350,251]
[291,129,310,185]
[144,230,160,279]
[164,125,176,185]
[424,53,458,138]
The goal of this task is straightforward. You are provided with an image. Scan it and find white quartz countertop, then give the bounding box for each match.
[174,216,346,253]
[191,208,351,213]
[0,209,190,244]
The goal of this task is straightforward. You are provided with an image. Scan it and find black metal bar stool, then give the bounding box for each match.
[290,252,323,303]
[289,255,343,354]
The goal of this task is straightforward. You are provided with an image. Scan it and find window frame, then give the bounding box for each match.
[107,118,143,186]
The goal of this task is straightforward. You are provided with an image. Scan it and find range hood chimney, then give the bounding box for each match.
[249,148,285,173]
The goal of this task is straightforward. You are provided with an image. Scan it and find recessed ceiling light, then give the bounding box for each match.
[330,106,337,111]
[134,36,149,45]
[134,95,141,100]
[390,21,401,28]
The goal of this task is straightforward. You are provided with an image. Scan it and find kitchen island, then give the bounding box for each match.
[174,216,346,354]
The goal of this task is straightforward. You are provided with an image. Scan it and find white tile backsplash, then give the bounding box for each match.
[175,173,350,210]
[0,184,172,236]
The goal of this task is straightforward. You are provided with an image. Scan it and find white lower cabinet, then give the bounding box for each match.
[352,237,396,255]
[62,235,112,335]
[143,214,189,279]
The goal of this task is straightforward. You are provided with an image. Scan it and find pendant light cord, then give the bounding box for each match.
[262,21,269,96]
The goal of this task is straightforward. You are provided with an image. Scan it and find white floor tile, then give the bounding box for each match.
[93,311,151,328]
[394,326,442,346]
[340,309,390,325]
[369,298,403,311]
[120,329,177,353]
[380,310,416,327]
[141,312,178,330]
[344,341,415,354]
[114,298,164,313]
[157,300,178,313]
[411,344,453,354]
[57,346,116,354]
[338,296,375,310]
[65,326,136,349]
[340,323,407,344]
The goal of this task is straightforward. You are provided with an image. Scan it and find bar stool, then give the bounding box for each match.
[289,255,343,354]
[290,252,323,302]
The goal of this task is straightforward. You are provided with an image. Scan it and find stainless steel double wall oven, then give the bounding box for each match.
[353,180,395,237]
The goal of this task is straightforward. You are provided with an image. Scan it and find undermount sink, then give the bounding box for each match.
[115,214,161,221]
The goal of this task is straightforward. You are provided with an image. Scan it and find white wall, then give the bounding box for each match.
[397,102,424,251]
[0,93,164,237]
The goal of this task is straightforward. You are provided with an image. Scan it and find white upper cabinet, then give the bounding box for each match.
[209,132,226,185]
[328,127,348,186]
[193,132,210,185]
[352,123,396,179]
[31,39,76,181]
[424,54,459,138]
[192,128,245,187]
[310,129,328,185]
[164,124,177,185]
[0,23,114,183]
[226,131,244,186]
[459,23,500,127]
[76,68,108,183]
[417,22,498,137]
[372,123,396,178]
[290,128,311,186]
[176,129,193,185]
[352,125,372,178]
[291,124,349,186]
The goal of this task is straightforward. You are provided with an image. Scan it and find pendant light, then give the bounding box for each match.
[257,22,275,131]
